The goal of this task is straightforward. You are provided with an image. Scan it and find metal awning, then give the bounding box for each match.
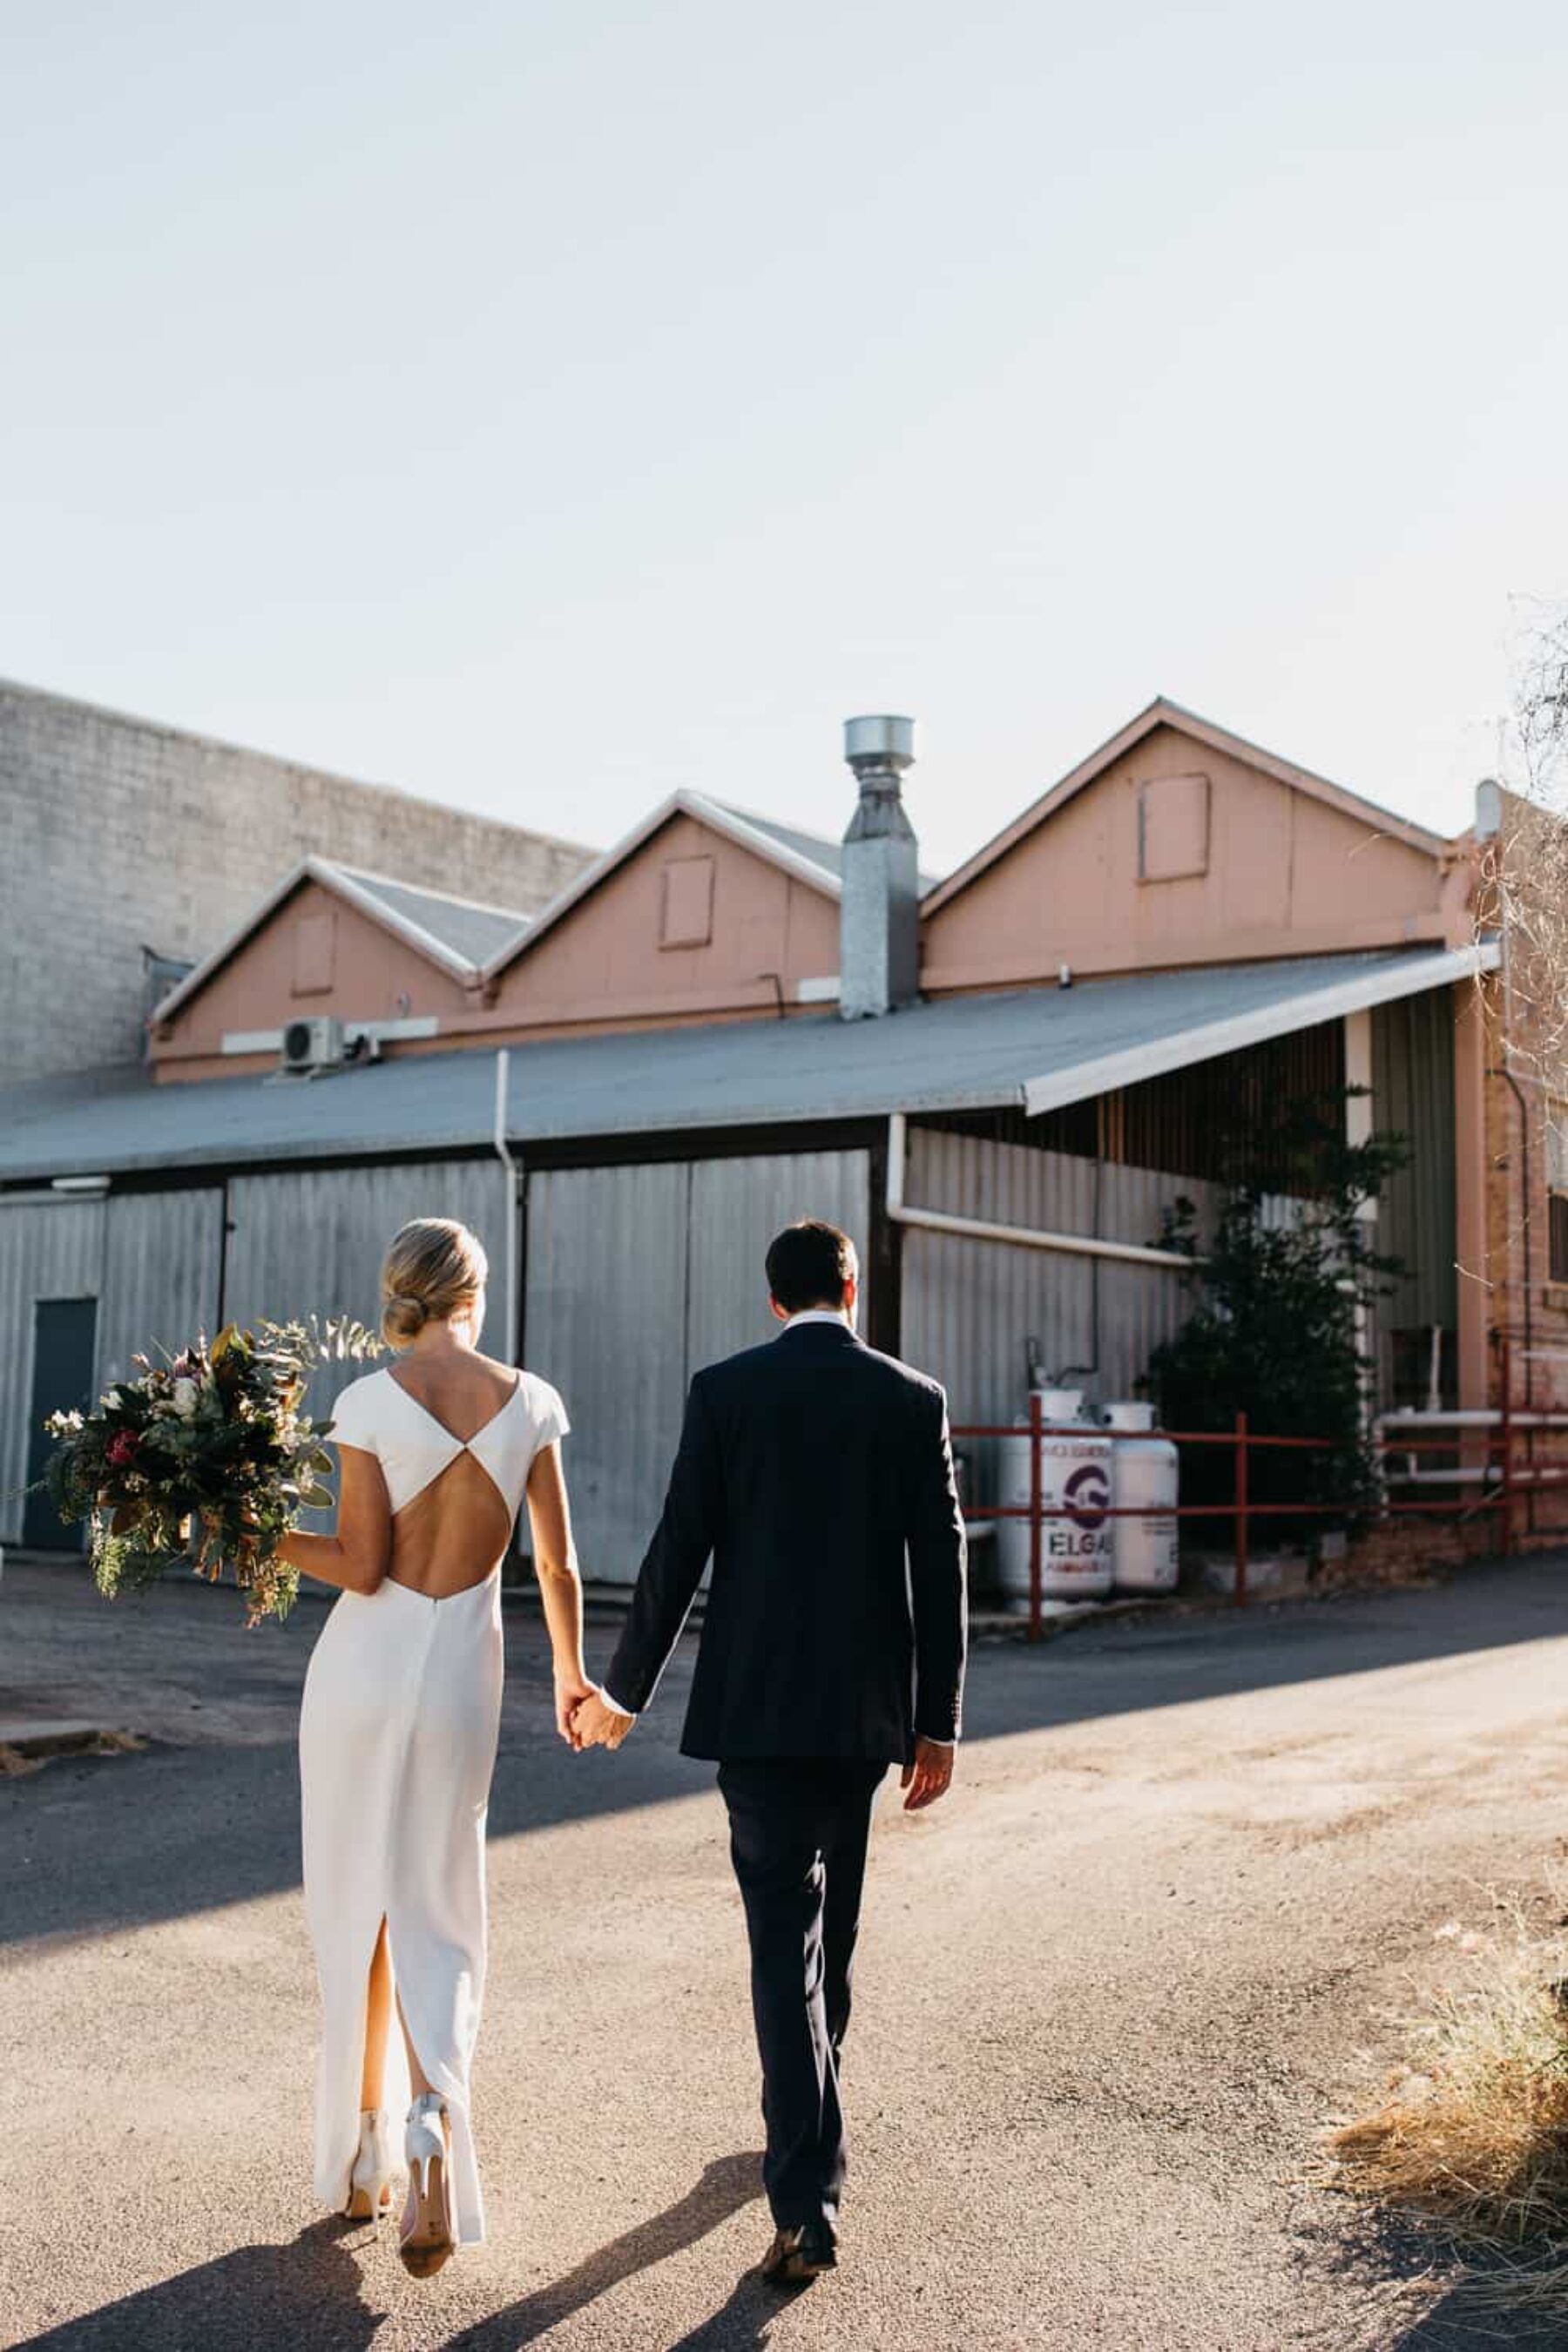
[0,943,1494,1185]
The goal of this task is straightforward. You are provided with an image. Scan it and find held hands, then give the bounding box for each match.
[568,1687,635,1753]
[552,1672,597,1747]
[901,1735,956,1812]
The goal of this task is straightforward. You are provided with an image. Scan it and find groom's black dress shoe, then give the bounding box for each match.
[760,2220,838,2282]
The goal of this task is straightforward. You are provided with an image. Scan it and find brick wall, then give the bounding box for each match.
[1475,801,1568,1532]
[0,680,592,1083]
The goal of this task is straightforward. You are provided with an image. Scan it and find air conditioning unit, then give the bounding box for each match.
[280,1016,347,1075]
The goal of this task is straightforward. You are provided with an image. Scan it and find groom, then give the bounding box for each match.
[571,1219,967,2283]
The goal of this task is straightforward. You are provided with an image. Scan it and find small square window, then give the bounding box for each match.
[659,856,714,950]
[1138,774,1210,882]
[292,911,336,995]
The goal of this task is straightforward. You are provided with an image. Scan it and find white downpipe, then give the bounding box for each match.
[885,1112,1200,1273]
[493,1050,521,1359]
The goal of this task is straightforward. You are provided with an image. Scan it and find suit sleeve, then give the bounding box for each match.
[907,1382,968,1743]
[603,1375,722,1715]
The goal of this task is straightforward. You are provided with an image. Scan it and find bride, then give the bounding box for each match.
[280,1216,591,2276]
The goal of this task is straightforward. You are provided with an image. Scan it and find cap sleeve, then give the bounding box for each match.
[327,1374,379,1456]
[527,1375,570,1452]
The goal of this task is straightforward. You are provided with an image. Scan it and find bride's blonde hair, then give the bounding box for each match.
[380,1218,488,1348]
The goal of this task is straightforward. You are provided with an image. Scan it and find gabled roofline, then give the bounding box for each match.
[922,696,1456,917]
[480,787,841,984]
[148,855,506,1026]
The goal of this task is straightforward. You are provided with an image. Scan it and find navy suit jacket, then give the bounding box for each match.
[604,1321,968,1762]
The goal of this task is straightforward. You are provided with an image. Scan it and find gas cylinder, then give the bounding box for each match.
[996,1388,1114,1607]
[1104,1401,1179,1594]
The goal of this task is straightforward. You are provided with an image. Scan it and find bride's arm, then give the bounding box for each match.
[279,1443,391,1595]
[524,1443,591,1740]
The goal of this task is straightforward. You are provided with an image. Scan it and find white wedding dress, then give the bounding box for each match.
[298,1364,568,2244]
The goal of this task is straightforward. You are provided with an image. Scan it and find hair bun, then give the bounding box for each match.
[382,1292,429,1345]
[379,1217,489,1349]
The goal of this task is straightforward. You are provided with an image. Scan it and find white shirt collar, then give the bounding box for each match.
[781,1308,855,1332]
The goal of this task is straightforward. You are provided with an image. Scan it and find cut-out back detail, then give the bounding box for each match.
[329,1366,569,1521]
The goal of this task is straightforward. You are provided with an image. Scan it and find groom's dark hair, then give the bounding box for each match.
[766,1220,856,1313]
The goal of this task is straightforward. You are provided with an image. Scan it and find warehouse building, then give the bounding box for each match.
[2,699,1509,1575]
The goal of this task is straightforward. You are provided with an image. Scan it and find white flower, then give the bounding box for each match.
[172,1377,199,1419]
[102,1389,123,1412]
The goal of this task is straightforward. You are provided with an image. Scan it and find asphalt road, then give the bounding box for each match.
[4,1556,1568,2351]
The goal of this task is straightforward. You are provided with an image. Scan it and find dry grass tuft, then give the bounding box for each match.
[1325,1896,1568,2322]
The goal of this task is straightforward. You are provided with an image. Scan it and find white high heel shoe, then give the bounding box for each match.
[400,2092,456,2278]
[344,2107,398,2221]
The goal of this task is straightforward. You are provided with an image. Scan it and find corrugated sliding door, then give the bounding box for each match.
[97,1189,225,1391]
[525,1149,871,1584]
[686,1151,871,1369]
[223,1159,506,1424]
[524,1163,691,1583]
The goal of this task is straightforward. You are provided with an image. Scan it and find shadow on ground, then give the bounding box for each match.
[443,2151,770,2349]
[10,2157,774,2352]
[11,2220,383,2351]
[3,1553,1567,1956]
[1299,2211,1568,2349]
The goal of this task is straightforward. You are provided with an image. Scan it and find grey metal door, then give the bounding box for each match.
[23,1298,98,1550]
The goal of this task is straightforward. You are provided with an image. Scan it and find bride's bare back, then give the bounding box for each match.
[383,1350,523,1598]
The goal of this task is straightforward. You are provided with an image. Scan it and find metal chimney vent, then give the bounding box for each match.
[840,714,920,1019]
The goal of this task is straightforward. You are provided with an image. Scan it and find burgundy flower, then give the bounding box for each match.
[105,1429,140,1469]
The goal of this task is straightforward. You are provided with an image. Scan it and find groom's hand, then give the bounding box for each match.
[571,1690,634,1752]
[901,1736,955,1811]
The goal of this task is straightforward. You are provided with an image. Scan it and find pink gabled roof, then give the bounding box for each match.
[149,856,535,1025]
[478,788,843,983]
[922,696,1455,918]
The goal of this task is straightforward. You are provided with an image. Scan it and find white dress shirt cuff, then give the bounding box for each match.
[598,1686,638,1720]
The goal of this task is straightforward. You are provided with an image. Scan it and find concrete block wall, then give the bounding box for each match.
[0,680,592,1084]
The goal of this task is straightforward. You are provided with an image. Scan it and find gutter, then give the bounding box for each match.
[884,1111,1199,1273]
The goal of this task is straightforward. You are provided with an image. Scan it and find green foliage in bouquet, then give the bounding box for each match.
[42,1315,382,1625]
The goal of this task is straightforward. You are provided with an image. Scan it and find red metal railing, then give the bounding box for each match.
[950,1342,1568,1639]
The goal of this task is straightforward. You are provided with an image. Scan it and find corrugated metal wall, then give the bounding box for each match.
[0,1197,106,1541]
[525,1150,871,1581]
[1371,990,1457,1403]
[97,1189,225,1389]
[223,1159,506,1423]
[898,1128,1213,1441]
[525,1161,691,1579]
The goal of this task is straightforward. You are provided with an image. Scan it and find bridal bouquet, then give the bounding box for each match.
[41,1316,382,1625]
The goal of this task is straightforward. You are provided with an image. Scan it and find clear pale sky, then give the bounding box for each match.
[6,3,1566,877]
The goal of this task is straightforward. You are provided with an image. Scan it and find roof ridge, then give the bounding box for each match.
[327,858,537,926]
